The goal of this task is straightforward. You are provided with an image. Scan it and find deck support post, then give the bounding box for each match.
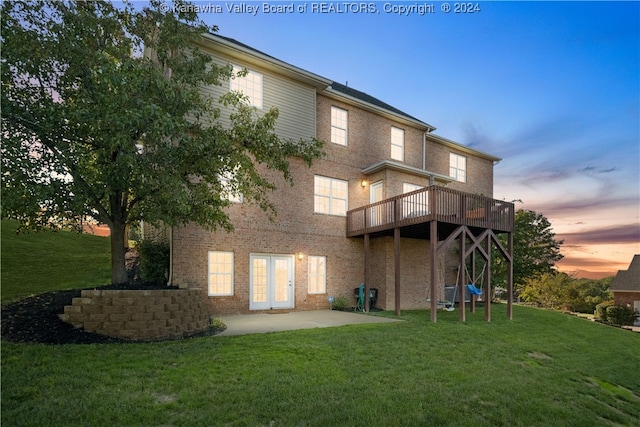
[459,228,466,322]
[485,232,492,321]
[507,231,514,320]
[394,227,401,316]
[470,249,476,313]
[430,220,438,322]
[364,233,370,313]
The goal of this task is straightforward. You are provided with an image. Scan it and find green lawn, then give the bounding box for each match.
[2,305,639,426]
[2,220,639,426]
[1,220,111,302]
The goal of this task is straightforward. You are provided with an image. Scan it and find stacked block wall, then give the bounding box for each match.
[59,289,210,340]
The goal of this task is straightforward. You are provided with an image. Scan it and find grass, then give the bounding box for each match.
[2,221,639,426]
[1,220,111,302]
[2,305,639,426]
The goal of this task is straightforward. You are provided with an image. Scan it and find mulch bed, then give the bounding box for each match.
[1,283,225,345]
[2,250,224,345]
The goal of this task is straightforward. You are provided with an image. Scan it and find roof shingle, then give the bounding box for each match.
[609,255,640,292]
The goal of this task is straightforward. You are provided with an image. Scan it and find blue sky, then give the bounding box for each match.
[184,0,639,277]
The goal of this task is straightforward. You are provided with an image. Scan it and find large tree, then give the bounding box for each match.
[1,0,324,284]
[493,209,564,290]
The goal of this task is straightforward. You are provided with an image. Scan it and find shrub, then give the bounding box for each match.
[138,239,170,284]
[605,305,639,326]
[594,300,615,321]
[331,296,351,311]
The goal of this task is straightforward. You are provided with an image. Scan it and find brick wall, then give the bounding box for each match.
[614,292,640,307]
[59,289,210,340]
[171,92,497,314]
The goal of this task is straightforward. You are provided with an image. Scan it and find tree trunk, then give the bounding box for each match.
[110,221,129,284]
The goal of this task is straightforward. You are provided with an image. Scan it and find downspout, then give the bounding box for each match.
[422,131,428,170]
[167,226,173,286]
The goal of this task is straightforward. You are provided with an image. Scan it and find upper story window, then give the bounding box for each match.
[220,171,243,203]
[391,127,404,161]
[450,153,467,182]
[314,175,348,216]
[331,107,348,146]
[230,66,263,109]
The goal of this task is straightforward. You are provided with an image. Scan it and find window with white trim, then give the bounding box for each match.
[331,107,348,146]
[391,127,404,161]
[208,251,234,296]
[230,66,263,109]
[449,153,467,182]
[402,183,428,218]
[308,256,326,294]
[314,175,348,216]
[220,173,243,203]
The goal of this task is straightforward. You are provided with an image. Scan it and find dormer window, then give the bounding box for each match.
[391,127,404,161]
[230,65,263,109]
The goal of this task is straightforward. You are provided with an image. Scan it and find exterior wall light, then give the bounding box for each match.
[298,253,304,260]
[361,179,367,188]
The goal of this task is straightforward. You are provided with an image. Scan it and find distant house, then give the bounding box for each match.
[609,255,640,324]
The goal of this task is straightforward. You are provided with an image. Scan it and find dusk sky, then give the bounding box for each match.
[179,0,639,278]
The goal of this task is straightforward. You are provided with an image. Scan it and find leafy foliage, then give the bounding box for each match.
[330,296,351,311]
[137,239,170,284]
[563,277,612,313]
[493,209,563,290]
[1,1,324,284]
[520,272,571,310]
[595,300,615,321]
[605,305,639,326]
[521,272,613,313]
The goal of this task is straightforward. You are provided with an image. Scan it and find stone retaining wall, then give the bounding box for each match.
[59,288,210,341]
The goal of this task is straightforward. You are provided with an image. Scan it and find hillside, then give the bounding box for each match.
[1,220,111,302]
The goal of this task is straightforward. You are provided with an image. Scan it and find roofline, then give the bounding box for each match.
[427,133,502,163]
[199,33,332,90]
[199,33,503,163]
[324,86,436,132]
[362,160,454,183]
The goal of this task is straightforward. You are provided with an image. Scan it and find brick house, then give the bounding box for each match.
[609,255,640,325]
[165,34,515,321]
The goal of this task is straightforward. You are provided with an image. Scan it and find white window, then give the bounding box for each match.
[314,175,348,216]
[308,256,326,294]
[208,251,234,296]
[391,127,404,161]
[230,66,263,109]
[402,183,428,218]
[331,107,348,146]
[403,183,424,193]
[220,173,243,203]
[450,153,467,182]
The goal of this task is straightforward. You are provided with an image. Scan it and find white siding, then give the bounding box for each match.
[199,52,316,142]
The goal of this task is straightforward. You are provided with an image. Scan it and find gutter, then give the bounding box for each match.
[422,131,428,170]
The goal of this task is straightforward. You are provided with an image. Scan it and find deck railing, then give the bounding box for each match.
[346,186,514,237]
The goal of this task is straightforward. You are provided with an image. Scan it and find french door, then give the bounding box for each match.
[369,181,384,226]
[250,254,294,310]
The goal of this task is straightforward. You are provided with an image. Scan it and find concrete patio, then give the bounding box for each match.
[215,310,402,336]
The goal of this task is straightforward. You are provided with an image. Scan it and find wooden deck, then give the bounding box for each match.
[347,185,514,238]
